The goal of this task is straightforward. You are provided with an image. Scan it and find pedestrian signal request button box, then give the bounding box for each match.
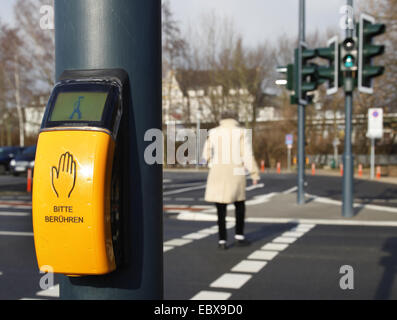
[33,69,128,276]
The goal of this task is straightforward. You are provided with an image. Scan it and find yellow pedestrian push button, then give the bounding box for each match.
[33,69,128,276]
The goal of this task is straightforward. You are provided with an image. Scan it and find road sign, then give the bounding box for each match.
[367,108,383,139]
[285,134,293,149]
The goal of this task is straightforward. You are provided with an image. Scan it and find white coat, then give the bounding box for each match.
[202,119,260,204]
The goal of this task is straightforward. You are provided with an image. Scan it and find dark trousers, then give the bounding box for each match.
[215,201,245,241]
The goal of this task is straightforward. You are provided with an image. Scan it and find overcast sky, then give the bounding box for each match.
[0,0,353,46]
[170,0,348,47]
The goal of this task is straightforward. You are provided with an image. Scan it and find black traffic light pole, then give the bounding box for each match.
[342,0,355,217]
[55,0,163,299]
[297,0,306,205]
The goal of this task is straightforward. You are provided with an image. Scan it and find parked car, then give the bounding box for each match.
[10,146,37,176]
[0,146,24,174]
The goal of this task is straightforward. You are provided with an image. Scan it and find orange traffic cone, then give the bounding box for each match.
[358,164,363,177]
[376,166,381,179]
[261,160,265,173]
[277,162,281,174]
[27,168,32,193]
[340,163,344,176]
[311,163,316,176]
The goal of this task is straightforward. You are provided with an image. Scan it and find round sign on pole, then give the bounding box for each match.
[285,134,293,147]
[367,108,383,139]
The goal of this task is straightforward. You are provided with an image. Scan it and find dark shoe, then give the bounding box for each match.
[235,239,251,247]
[218,242,228,250]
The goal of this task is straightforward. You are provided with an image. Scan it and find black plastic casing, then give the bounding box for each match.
[41,69,129,140]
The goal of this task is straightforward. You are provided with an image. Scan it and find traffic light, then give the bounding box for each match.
[358,13,386,94]
[276,64,298,104]
[340,37,358,71]
[292,45,318,105]
[298,46,318,96]
[276,64,294,90]
[316,36,339,95]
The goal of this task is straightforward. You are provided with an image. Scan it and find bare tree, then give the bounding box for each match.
[14,0,55,93]
[0,25,33,147]
[162,0,187,123]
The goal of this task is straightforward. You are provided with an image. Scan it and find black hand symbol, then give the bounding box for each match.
[51,152,77,198]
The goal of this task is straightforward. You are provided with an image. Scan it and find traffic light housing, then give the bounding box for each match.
[276,64,297,104]
[358,13,386,94]
[276,64,294,90]
[298,46,318,96]
[316,36,340,95]
[340,37,358,72]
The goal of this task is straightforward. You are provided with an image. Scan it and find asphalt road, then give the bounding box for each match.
[0,172,396,300]
[164,171,397,208]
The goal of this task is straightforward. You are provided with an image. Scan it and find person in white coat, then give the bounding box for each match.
[202,111,260,249]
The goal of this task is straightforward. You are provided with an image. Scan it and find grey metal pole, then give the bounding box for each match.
[55,0,163,299]
[297,0,306,205]
[342,0,354,217]
[342,90,354,217]
[287,147,291,172]
[196,111,200,169]
[334,142,338,166]
[370,138,375,179]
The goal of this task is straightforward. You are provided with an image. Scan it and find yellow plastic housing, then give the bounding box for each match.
[32,130,116,276]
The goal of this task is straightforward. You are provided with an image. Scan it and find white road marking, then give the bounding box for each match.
[176,212,397,228]
[0,212,30,217]
[190,205,213,209]
[272,236,298,244]
[164,204,196,209]
[245,217,397,228]
[36,284,60,298]
[0,271,3,276]
[245,183,265,191]
[164,184,206,196]
[191,290,232,300]
[283,186,298,194]
[163,246,174,252]
[13,205,32,209]
[261,243,289,251]
[247,250,279,261]
[308,193,397,214]
[226,222,236,228]
[231,260,267,273]
[245,193,278,205]
[175,198,195,201]
[164,182,203,188]
[190,223,315,300]
[297,223,316,228]
[163,239,192,247]
[164,221,235,253]
[0,231,33,237]
[281,231,305,238]
[210,273,252,289]
[0,205,31,209]
[291,225,314,232]
[182,232,209,240]
[198,228,219,235]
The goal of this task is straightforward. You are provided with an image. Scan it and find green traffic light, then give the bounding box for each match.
[344,55,355,68]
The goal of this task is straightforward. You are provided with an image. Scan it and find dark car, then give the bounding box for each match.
[0,146,24,174]
[10,146,37,176]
